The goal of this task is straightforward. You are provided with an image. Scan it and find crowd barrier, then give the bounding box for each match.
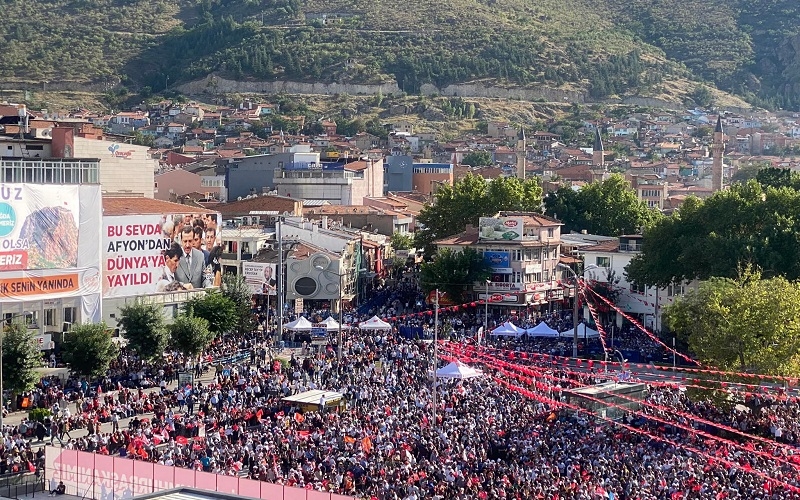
[45,447,354,500]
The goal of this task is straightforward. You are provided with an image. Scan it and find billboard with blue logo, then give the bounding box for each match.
[484,251,512,273]
[0,184,102,321]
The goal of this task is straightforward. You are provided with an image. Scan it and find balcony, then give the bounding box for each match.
[618,243,642,252]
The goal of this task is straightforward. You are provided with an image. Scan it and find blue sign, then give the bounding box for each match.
[0,203,15,237]
[484,251,511,273]
[284,161,345,171]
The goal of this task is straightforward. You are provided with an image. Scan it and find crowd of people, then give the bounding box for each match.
[6,278,800,499]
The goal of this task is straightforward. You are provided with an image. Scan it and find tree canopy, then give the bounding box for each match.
[221,273,256,336]
[185,290,238,338]
[627,180,800,287]
[419,247,491,303]
[62,322,119,378]
[2,323,42,398]
[414,173,543,254]
[118,301,168,362]
[461,151,493,167]
[663,272,800,375]
[168,314,214,358]
[543,174,660,236]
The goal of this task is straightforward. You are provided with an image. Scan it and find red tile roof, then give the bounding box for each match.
[103,196,211,215]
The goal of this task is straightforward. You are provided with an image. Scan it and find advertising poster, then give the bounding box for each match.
[242,262,277,295]
[0,185,102,312]
[103,212,221,298]
[478,217,524,241]
[0,185,80,270]
[483,251,512,273]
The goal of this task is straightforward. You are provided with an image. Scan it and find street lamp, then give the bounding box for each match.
[316,265,345,362]
[557,263,598,358]
[483,279,490,344]
[0,311,32,430]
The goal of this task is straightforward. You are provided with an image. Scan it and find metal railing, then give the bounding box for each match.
[0,471,44,499]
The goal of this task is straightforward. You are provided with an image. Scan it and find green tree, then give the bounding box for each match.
[61,322,119,378]
[420,247,491,303]
[118,300,168,362]
[168,313,214,358]
[414,173,543,254]
[663,272,800,375]
[2,323,43,404]
[184,290,238,337]
[390,232,413,250]
[544,174,660,235]
[461,150,492,167]
[756,166,800,190]
[221,273,256,335]
[627,180,800,287]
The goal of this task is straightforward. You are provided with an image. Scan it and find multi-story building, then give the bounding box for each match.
[273,158,384,205]
[434,212,567,310]
[579,234,696,332]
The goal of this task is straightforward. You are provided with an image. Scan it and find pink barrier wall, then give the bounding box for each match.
[45,447,355,500]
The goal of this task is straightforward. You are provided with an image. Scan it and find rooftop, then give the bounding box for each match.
[102,196,209,216]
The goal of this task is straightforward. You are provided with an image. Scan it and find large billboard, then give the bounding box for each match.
[103,212,221,298]
[478,217,524,241]
[483,251,511,273]
[243,262,277,295]
[0,185,102,320]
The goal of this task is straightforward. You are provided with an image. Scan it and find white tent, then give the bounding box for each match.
[359,315,392,331]
[284,316,313,331]
[560,323,601,338]
[526,321,561,337]
[491,321,526,337]
[322,316,341,331]
[436,361,483,379]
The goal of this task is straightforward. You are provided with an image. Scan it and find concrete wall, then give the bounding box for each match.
[73,137,156,197]
[226,153,292,200]
[385,156,414,193]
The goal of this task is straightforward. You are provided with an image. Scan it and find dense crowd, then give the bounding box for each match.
[6,280,800,499]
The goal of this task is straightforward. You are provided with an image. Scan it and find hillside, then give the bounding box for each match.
[0,0,798,109]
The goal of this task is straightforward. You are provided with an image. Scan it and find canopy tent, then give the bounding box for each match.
[526,321,560,337]
[436,361,483,379]
[321,316,341,331]
[284,316,313,331]
[491,321,526,337]
[560,323,601,338]
[359,315,392,331]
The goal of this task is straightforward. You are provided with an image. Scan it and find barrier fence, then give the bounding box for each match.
[45,447,354,500]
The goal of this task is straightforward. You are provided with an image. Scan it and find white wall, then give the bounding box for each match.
[74,138,157,197]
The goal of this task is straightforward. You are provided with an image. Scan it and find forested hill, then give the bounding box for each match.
[0,0,798,109]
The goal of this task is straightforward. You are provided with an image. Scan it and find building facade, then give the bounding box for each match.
[434,212,567,310]
[579,234,695,331]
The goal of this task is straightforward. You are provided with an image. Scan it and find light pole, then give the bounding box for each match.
[316,265,345,362]
[483,279,490,344]
[432,288,439,427]
[557,263,598,358]
[1,311,31,430]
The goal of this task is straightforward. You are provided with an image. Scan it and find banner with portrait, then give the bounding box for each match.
[242,262,277,295]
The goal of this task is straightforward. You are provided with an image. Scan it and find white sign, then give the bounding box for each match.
[102,212,221,298]
[33,333,52,351]
[242,262,277,295]
[478,217,524,241]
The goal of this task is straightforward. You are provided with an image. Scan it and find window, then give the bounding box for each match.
[513,271,522,283]
[44,309,56,327]
[596,256,611,268]
[63,307,77,324]
[631,283,646,294]
[547,228,554,238]
[667,283,686,297]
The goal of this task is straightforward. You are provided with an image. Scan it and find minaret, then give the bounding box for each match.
[516,128,526,179]
[592,127,605,170]
[711,116,724,192]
